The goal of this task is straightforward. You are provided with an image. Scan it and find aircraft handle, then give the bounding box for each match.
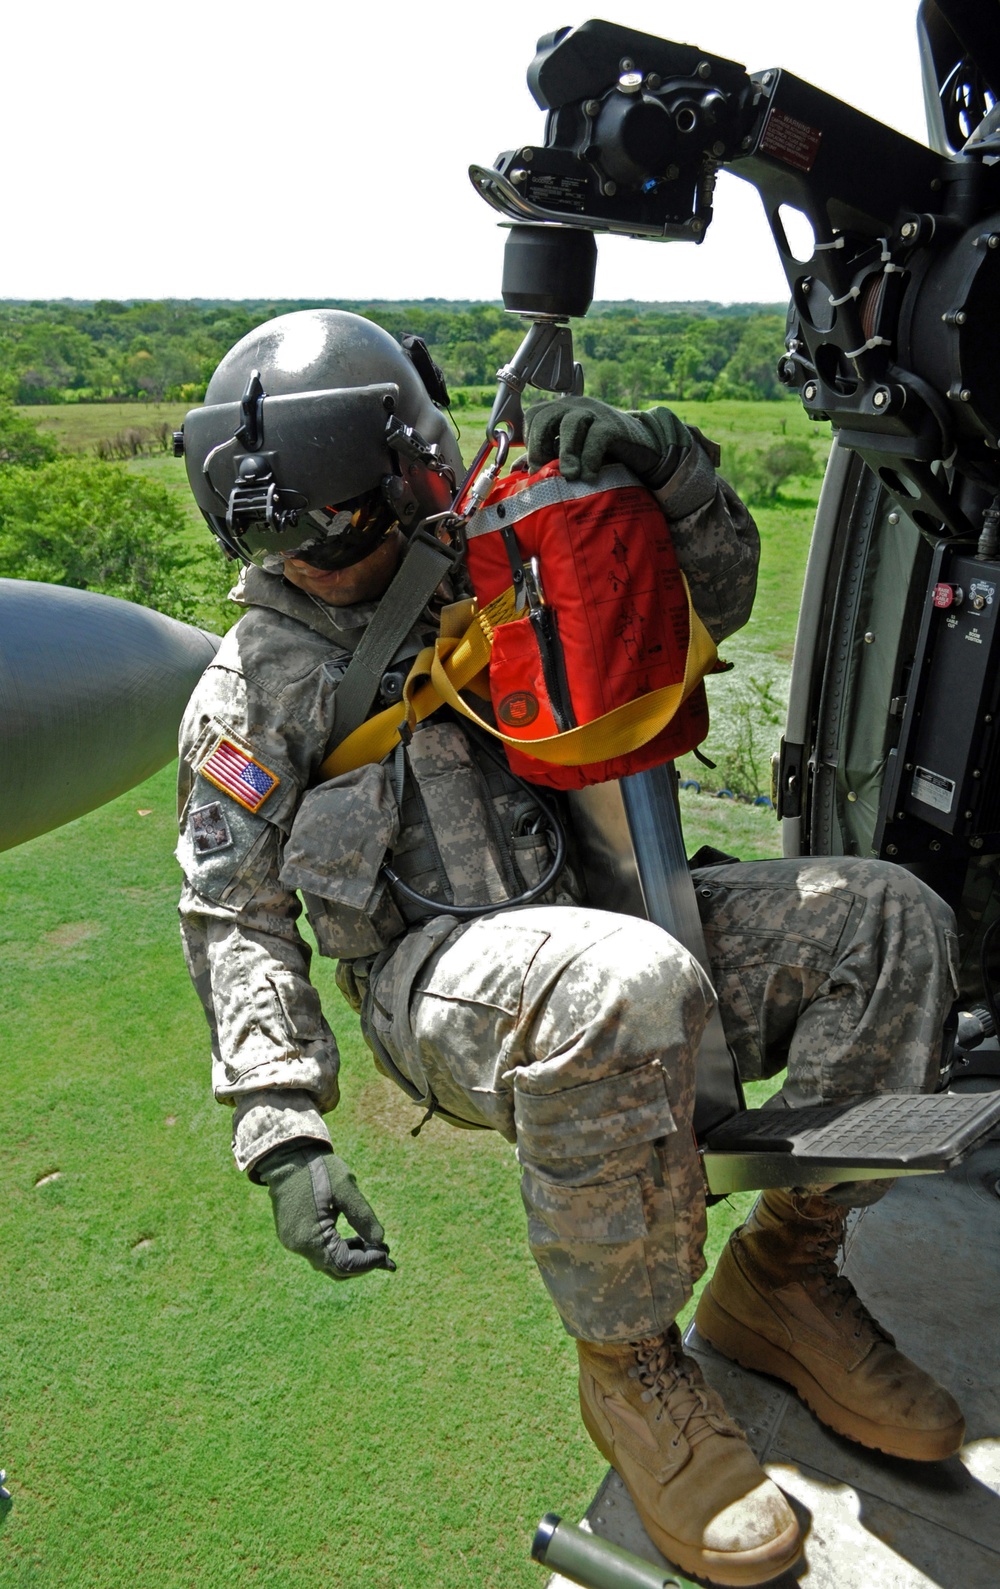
[531,1514,687,1589]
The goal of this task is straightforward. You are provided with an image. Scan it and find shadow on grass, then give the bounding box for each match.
[0,1492,12,1529]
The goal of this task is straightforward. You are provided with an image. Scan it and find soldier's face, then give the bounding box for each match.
[281,530,403,606]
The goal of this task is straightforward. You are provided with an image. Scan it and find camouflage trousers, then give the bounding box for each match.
[364,857,959,1344]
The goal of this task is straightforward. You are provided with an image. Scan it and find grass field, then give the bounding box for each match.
[0,763,779,1588]
[2,395,810,1585]
[24,403,192,454]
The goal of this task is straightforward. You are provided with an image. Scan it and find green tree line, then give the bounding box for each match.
[0,298,790,407]
[0,402,232,629]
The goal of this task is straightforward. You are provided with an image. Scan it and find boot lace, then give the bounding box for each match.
[803,1209,894,1345]
[627,1327,742,1448]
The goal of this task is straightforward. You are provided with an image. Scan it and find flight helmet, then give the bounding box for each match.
[178,309,463,570]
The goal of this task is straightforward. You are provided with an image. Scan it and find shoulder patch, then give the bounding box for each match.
[190,801,233,854]
[200,737,280,814]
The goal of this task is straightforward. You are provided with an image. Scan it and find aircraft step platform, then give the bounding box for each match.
[701,1091,1000,1195]
[545,1137,1000,1589]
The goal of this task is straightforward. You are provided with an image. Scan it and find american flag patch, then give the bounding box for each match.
[200,737,280,814]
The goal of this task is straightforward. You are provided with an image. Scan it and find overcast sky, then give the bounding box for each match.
[5,0,929,304]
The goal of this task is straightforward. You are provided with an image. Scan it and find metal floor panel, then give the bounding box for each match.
[549,1141,1000,1589]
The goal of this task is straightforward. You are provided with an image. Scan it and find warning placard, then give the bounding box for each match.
[911,766,955,815]
[760,107,823,172]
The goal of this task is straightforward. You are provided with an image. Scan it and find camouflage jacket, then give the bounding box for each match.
[176,445,759,1174]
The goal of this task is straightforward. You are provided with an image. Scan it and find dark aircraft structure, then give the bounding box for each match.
[468,5,1000,1585]
[0,580,218,852]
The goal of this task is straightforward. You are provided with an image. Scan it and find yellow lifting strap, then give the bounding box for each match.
[319,575,718,782]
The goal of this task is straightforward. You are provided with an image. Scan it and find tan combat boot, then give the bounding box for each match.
[695,1189,965,1462]
[578,1326,802,1586]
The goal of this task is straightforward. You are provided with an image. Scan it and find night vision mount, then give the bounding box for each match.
[473,10,1000,547]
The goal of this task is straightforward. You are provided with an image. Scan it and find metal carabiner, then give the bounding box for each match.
[460,426,512,522]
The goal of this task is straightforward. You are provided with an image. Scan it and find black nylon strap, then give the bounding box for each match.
[327,531,458,753]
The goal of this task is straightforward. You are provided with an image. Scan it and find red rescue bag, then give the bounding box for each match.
[460,460,717,790]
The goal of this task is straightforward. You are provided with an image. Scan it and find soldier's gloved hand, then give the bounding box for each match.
[525,396,692,488]
[256,1141,397,1281]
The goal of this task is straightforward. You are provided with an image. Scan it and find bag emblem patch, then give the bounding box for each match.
[201,737,280,813]
[498,690,540,727]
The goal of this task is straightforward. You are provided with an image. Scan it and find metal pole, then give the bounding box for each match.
[532,1515,690,1589]
[620,764,744,1138]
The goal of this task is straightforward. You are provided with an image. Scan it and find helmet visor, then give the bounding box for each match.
[253,486,399,573]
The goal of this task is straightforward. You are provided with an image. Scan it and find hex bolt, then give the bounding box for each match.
[646,73,661,90]
[521,147,534,162]
[873,388,890,408]
[619,57,634,70]
[803,382,818,401]
[761,71,774,86]
[900,220,919,240]
[583,99,601,117]
[698,60,711,78]
[690,217,704,234]
[603,180,618,196]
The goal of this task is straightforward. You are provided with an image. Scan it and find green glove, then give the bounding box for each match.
[256,1141,397,1281]
[525,396,691,487]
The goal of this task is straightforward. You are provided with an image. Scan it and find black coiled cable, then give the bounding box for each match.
[380,731,567,921]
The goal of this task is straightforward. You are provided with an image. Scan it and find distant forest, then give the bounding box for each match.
[0,298,792,409]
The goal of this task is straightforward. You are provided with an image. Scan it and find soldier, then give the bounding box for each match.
[177,309,963,1587]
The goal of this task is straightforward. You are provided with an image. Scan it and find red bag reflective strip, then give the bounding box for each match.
[464,460,710,790]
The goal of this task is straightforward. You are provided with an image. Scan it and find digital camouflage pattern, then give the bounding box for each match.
[365,906,713,1340]
[364,860,958,1340]
[652,435,759,644]
[178,462,752,1172]
[691,858,959,1095]
[176,458,957,1341]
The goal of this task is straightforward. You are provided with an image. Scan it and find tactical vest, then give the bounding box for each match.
[279,711,580,964]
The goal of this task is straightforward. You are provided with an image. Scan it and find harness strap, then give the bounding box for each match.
[319,573,717,780]
[324,530,459,754]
